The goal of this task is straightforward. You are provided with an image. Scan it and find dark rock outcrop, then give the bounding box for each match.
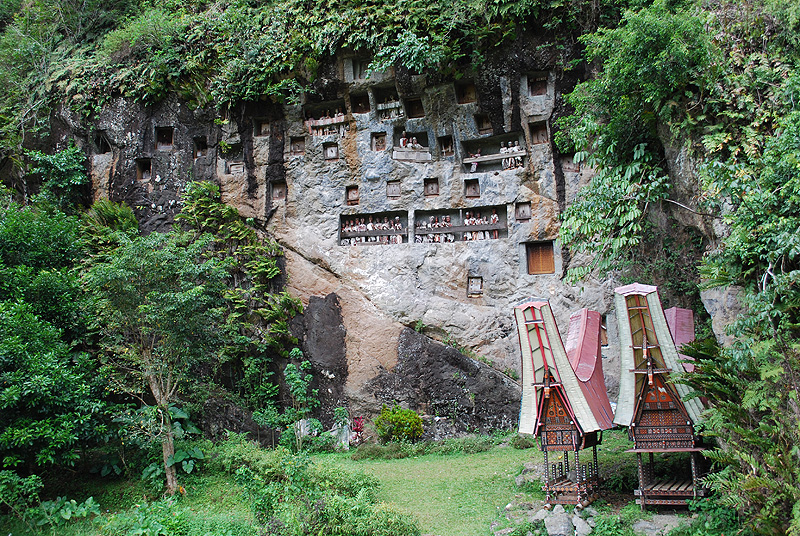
[367,328,521,435]
[290,292,348,426]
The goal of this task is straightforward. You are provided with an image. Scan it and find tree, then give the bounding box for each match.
[0,194,105,474]
[85,231,227,494]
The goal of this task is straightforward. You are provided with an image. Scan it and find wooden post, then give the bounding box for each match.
[544,449,550,503]
[575,448,583,505]
[637,452,646,510]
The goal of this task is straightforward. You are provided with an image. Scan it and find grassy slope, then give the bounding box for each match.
[1,433,658,536]
[316,445,544,536]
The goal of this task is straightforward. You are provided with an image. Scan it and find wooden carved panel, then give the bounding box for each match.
[542,392,576,450]
[633,376,693,449]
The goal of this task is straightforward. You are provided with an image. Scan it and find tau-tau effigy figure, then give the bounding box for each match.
[614,283,706,509]
[515,301,614,507]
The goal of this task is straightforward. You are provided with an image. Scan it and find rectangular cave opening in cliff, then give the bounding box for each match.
[227,162,245,175]
[414,205,506,242]
[94,132,111,154]
[253,118,270,137]
[371,132,387,151]
[600,314,609,346]
[461,133,527,172]
[561,153,580,173]
[271,181,286,202]
[323,142,340,160]
[304,101,347,120]
[424,178,439,197]
[438,135,454,157]
[374,87,403,120]
[515,202,531,221]
[455,82,478,104]
[155,127,174,151]
[346,185,359,206]
[339,211,408,245]
[464,178,480,198]
[352,58,370,80]
[404,97,425,118]
[393,128,428,148]
[467,276,483,297]
[290,137,305,156]
[193,137,208,159]
[527,71,549,97]
[351,93,371,114]
[525,241,555,275]
[136,159,151,183]
[529,121,549,145]
[474,114,493,135]
[386,180,401,199]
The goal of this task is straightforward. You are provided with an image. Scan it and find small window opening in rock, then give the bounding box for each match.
[528,72,549,96]
[600,314,609,346]
[526,241,555,275]
[271,181,287,201]
[475,114,492,135]
[254,119,270,137]
[465,178,480,198]
[324,142,339,160]
[467,276,483,297]
[155,127,174,151]
[346,185,359,206]
[136,159,151,182]
[228,162,245,175]
[405,98,425,118]
[94,133,111,154]
[371,132,387,151]
[351,94,370,114]
[353,59,369,80]
[193,137,208,159]
[386,180,401,199]
[393,128,429,148]
[515,202,531,221]
[529,121,549,145]
[290,137,305,156]
[561,153,580,172]
[438,135,454,157]
[456,82,477,104]
[424,178,439,197]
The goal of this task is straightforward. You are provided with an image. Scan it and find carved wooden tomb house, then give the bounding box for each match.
[515,301,614,506]
[613,283,706,508]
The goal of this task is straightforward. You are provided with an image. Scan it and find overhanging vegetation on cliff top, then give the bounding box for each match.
[0,0,627,157]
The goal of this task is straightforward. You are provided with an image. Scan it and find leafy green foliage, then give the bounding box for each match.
[560,143,670,280]
[85,230,228,493]
[0,199,106,474]
[373,405,424,444]
[30,496,101,529]
[281,349,320,452]
[177,181,302,408]
[0,470,42,522]
[351,435,496,460]
[26,142,88,210]
[223,435,419,536]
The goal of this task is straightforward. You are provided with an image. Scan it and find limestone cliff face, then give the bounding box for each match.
[79,53,630,429]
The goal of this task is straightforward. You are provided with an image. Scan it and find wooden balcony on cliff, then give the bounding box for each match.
[392,146,432,163]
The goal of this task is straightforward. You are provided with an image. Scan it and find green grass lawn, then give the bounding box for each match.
[315,444,544,536]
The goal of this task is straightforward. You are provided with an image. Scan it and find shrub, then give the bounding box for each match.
[431,436,494,455]
[351,442,411,461]
[373,405,423,444]
[512,519,545,536]
[510,434,537,450]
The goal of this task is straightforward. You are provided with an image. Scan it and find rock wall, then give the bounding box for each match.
[76,48,648,428]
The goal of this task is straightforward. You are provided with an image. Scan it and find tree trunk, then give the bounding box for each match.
[162,427,178,495]
[148,373,179,495]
